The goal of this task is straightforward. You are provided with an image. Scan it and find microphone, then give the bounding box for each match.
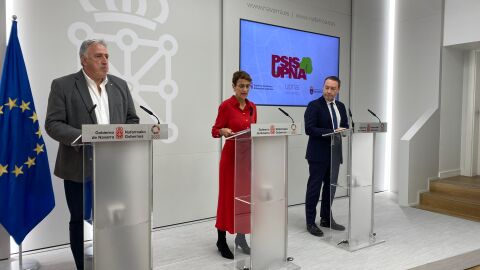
[349,108,355,130]
[278,108,294,123]
[140,105,160,124]
[88,104,97,114]
[367,109,382,124]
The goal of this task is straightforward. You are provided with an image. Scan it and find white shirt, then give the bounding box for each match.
[83,70,110,124]
[326,99,341,129]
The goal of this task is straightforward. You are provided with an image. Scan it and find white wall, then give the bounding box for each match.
[222,0,351,204]
[399,108,440,206]
[444,0,480,47]
[6,0,353,252]
[391,0,443,193]
[440,0,480,178]
[150,0,221,227]
[10,0,222,250]
[438,47,463,178]
[350,0,389,191]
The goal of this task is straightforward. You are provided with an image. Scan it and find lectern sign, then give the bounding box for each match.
[82,124,168,142]
[355,122,387,133]
[250,123,302,137]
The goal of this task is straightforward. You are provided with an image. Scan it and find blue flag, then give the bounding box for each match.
[0,20,55,245]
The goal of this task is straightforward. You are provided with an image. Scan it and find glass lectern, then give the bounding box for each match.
[81,124,168,270]
[230,123,301,270]
[323,122,387,251]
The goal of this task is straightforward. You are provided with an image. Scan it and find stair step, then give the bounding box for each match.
[430,180,480,201]
[419,192,480,222]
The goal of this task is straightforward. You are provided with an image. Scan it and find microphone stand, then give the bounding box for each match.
[140,105,160,124]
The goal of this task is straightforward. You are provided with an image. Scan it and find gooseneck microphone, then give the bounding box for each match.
[88,104,97,114]
[140,105,160,124]
[367,109,382,124]
[278,108,294,123]
[349,108,355,130]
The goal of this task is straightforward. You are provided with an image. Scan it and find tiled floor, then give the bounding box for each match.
[1,192,479,270]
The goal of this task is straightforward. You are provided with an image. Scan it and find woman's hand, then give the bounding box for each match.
[220,128,234,137]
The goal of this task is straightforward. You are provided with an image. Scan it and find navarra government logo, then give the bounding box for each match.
[69,0,178,143]
[271,55,313,80]
[115,127,124,139]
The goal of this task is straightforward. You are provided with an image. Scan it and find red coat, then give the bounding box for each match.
[212,96,257,233]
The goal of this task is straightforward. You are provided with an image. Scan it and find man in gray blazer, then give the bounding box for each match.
[45,39,139,270]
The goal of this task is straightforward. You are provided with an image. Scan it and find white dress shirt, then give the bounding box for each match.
[83,70,110,124]
[326,99,341,129]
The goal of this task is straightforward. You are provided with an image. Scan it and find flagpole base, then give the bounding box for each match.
[0,259,40,270]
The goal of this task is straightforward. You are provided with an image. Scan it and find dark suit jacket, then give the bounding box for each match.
[45,70,139,182]
[304,96,348,163]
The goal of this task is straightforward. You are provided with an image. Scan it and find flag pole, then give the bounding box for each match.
[18,245,21,268]
[0,243,40,270]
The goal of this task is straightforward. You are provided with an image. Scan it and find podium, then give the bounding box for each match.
[230,123,301,270]
[81,124,168,270]
[323,122,387,251]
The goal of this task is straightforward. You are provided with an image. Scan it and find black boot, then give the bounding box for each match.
[216,230,233,259]
[235,233,250,255]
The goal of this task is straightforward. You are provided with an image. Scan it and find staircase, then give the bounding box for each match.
[418,176,480,222]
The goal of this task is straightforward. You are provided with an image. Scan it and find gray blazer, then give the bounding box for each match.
[45,70,139,182]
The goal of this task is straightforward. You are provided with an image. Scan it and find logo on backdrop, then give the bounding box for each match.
[271,55,313,80]
[68,0,178,143]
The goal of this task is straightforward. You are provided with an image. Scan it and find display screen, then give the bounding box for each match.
[240,19,340,106]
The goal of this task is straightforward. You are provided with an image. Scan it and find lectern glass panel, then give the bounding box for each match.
[350,133,374,249]
[83,144,93,270]
[324,129,384,252]
[233,132,299,270]
[326,132,349,247]
[84,141,152,270]
[250,136,287,270]
[233,135,252,269]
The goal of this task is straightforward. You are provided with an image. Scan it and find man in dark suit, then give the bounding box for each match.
[304,76,348,237]
[45,39,139,269]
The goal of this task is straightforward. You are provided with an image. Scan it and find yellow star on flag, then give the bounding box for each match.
[35,129,42,138]
[34,143,44,155]
[29,111,38,123]
[0,105,3,115]
[24,157,36,168]
[20,100,31,112]
[4,97,18,110]
[0,164,8,177]
[11,165,24,177]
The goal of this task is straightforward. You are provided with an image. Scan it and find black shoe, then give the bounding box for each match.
[306,224,324,237]
[216,240,234,259]
[235,234,250,255]
[320,218,345,231]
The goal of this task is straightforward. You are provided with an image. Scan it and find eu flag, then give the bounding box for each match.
[0,20,55,245]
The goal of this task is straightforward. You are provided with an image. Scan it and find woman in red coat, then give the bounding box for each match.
[211,71,257,259]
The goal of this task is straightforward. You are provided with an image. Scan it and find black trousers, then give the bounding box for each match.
[305,160,340,225]
[64,180,84,270]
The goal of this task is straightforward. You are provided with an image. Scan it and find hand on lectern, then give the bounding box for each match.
[220,128,234,137]
[335,127,347,132]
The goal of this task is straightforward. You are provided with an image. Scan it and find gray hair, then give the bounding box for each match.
[79,39,107,58]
